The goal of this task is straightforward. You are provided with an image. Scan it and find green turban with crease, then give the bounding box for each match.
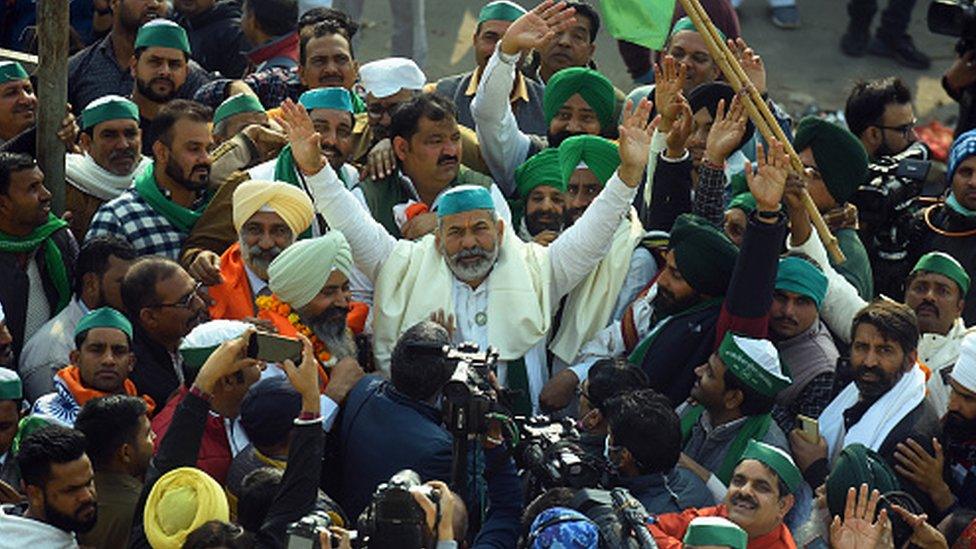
[543,67,616,130]
[669,213,738,296]
[557,135,620,187]
[792,116,868,205]
[515,149,565,198]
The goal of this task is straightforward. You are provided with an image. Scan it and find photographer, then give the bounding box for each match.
[943,49,976,136]
[845,78,917,161]
[576,358,650,459]
[336,320,523,546]
[604,389,714,514]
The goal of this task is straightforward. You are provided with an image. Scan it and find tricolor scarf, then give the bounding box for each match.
[65,153,149,201]
[0,214,70,311]
[56,365,156,415]
[133,161,210,233]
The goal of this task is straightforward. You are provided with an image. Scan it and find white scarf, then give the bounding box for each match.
[65,153,148,201]
[819,364,926,463]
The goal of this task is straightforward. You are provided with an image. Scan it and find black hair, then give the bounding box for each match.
[586,357,648,412]
[299,19,354,66]
[17,424,87,488]
[120,256,182,318]
[520,488,578,546]
[851,299,919,355]
[565,1,600,42]
[0,152,37,196]
[74,395,147,470]
[73,234,137,297]
[389,92,458,143]
[243,0,298,38]
[238,468,283,533]
[298,6,359,37]
[149,99,213,149]
[723,368,778,416]
[183,521,254,549]
[604,389,680,475]
[390,320,453,401]
[844,78,912,139]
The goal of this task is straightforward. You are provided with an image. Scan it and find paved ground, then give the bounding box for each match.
[352,0,961,122]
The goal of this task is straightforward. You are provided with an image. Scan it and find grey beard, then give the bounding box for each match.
[440,243,500,283]
[304,310,357,360]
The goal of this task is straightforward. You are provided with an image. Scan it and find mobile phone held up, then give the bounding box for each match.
[796,414,820,444]
[247,332,303,364]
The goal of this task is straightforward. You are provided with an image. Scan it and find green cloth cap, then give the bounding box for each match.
[515,148,565,198]
[727,192,756,215]
[74,307,133,340]
[557,134,620,187]
[792,116,868,204]
[435,185,495,218]
[911,251,971,296]
[669,214,739,296]
[81,95,139,130]
[213,93,265,126]
[683,517,748,549]
[135,19,191,54]
[179,320,251,371]
[718,332,791,398]
[299,87,353,112]
[670,16,726,42]
[0,61,29,84]
[826,443,900,517]
[739,439,803,494]
[0,368,22,401]
[776,257,828,309]
[268,232,353,310]
[543,67,616,130]
[478,0,526,22]
[12,415,50,455]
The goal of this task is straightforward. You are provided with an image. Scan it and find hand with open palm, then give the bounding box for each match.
[500,0,577,56]
[654,55,687,133]
[704,94,747,166]
[276,98,324,176]
[744,139,789,214]
[829,484,891,549]
[617,98,659,188]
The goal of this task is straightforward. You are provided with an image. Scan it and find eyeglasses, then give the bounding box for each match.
[153,282,203,309]
[366,102,400,119]
[875,120,917,140]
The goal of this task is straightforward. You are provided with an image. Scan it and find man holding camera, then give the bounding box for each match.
[845,78,917,161]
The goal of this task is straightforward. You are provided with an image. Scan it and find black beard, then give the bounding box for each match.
[652,286,700,317]
[43,500,97,535]
[164,154,209,191]
[135,76,178,103]
[525,210,563,236]
[944,411,976,439]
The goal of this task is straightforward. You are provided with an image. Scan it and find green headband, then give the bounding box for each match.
[543,67,616,130]
[776,257,828,309]
[911,252,971,296]
[515,148,565,198]
[213,93,265,126]
[135,19,191,54]
[727,192,757,215]
[436,185,495,217]
[0,61,29,84]
[557,134,620,187]
[718,332,790,398]
[478,0,526,22]
[299,87,353,112]
[670,16,726,42]
[739,439,803,494]
[683,518,748,549]
[75,307,133,340]
[81,95,139,130]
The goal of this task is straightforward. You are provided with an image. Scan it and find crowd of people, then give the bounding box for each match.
[0,0,975,548]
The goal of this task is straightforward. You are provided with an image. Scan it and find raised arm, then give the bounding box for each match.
[694,95,748,226]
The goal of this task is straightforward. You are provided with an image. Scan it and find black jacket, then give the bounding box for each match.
[174,1,249,78]
[906,203,976,326]
[129,324,181,409]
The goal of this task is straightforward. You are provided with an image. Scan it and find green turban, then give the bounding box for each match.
[478,0,526,22]
[179,319,251,372]
[792,116,868,204]
[81,95,140,131]
[826,443,900,518]
[739,439,803,494]
[670,16,726,42]
[515,149,565,198]
[776,256,828,309]
[543,67,616,130]
[135,19,191,53]
[269,232,353,309]
[299,87,353,112]
[718,332,791,398]
[557,135,620,187]
[911,251,971,296]
[669,214,739,296]
[213,93,265,126]
[75,307,133,340]
[0,61,29,84]
[727,192,756,215]
[683,517,747,549]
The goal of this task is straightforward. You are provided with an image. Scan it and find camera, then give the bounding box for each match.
[286,510,336,549]
[513,416,605,500]
[357,469,439,549]
[440,342,501,437]
[571,488,659,549]
[928,0,976,53]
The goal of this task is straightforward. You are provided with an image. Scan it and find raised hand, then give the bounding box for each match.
[617,97,659,187]
[278,334,321,414]
[193,328,262,396]
[704,94,748,166]
[890,504,949,549]
[276,98,324,176]
[743,139,789,214]
[828,484,890,549]
[665,97,692,159]
[653,55,687,133]
[729,37,766,96]
[363,138,396,180]
[500,0,577,56]
[894,438,956,511]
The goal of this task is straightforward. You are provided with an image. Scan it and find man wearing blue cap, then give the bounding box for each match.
[282,89,658,413]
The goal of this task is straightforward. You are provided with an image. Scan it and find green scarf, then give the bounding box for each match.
[133,162,210,233]
[0,214,71,311]
[680,404,772,485]
[273,144,344,240]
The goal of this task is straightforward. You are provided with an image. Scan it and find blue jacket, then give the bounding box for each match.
[615,468,714,515]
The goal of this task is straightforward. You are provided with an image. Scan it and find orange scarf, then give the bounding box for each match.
[57,366,157,416]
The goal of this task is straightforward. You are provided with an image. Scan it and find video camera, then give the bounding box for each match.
[513,416,605,501]
[928,0,976,54]
[571,488,659,549]
[440,342,501,437]
[357,469,439,549]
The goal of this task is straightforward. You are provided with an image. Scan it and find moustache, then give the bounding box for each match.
[150,76,175,88]
[437,155,459,166]
[190,164,211,175]
[730,493,758,510]
[323,145,342,158]
[12,104,35,114]
[916,302,939,317]
[109,148,137,162]
[771,315,798,327]
[454,247,490,262]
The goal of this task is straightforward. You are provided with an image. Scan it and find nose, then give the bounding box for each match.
[258,231,275,249]
[566,116,584,134]
[335,289,351,309]
[556,30,572,46]
[442,138,459,158]
[38,184,52,202]
[694,363,705,378]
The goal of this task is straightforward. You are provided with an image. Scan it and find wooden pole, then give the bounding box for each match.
[677,0,846,264]
[35,0,69,215]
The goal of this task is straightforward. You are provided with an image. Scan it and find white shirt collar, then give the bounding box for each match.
[244,262,269,296]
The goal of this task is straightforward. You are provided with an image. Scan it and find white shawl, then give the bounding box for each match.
[64,153,148,201]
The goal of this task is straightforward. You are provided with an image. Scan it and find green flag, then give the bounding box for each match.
[600,0,677,50]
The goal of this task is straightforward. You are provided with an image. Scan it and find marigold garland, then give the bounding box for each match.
[255,294,332,364]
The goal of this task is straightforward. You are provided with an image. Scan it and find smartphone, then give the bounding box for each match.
[797,414,820,444]
[247,332,303,364]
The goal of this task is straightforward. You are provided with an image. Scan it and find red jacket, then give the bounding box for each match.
[209,242,258,321]
[151,386,232,484]
[649,505,796,549]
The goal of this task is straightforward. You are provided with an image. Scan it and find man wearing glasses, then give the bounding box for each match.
[120,256,209,408]
[844,77,918,160]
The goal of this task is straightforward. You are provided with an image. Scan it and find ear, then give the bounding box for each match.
[118,441,133,464]
[129,54,137,77]
[69,349,80,365]
[587,42,596,59]
[863,127,881,148]
[956,298,966,317]
[906,349,918,371]
[496,218,505,244]
[81,271,100,299]
[79,132,93,154]
[392,136,410,162]
[778,493,795,519]
[297,64,307,87]
[152,139,168,164]
[126,352,136,374]
[139,307,156,330]
[24,484,44,510]
[724,388,744,411]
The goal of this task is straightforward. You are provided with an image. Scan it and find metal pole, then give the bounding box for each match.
[35,0,69,215]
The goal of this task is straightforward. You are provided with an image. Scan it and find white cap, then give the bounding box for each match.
[359,57,426,99]
[952,332,976,394]
[180,320,251,352]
